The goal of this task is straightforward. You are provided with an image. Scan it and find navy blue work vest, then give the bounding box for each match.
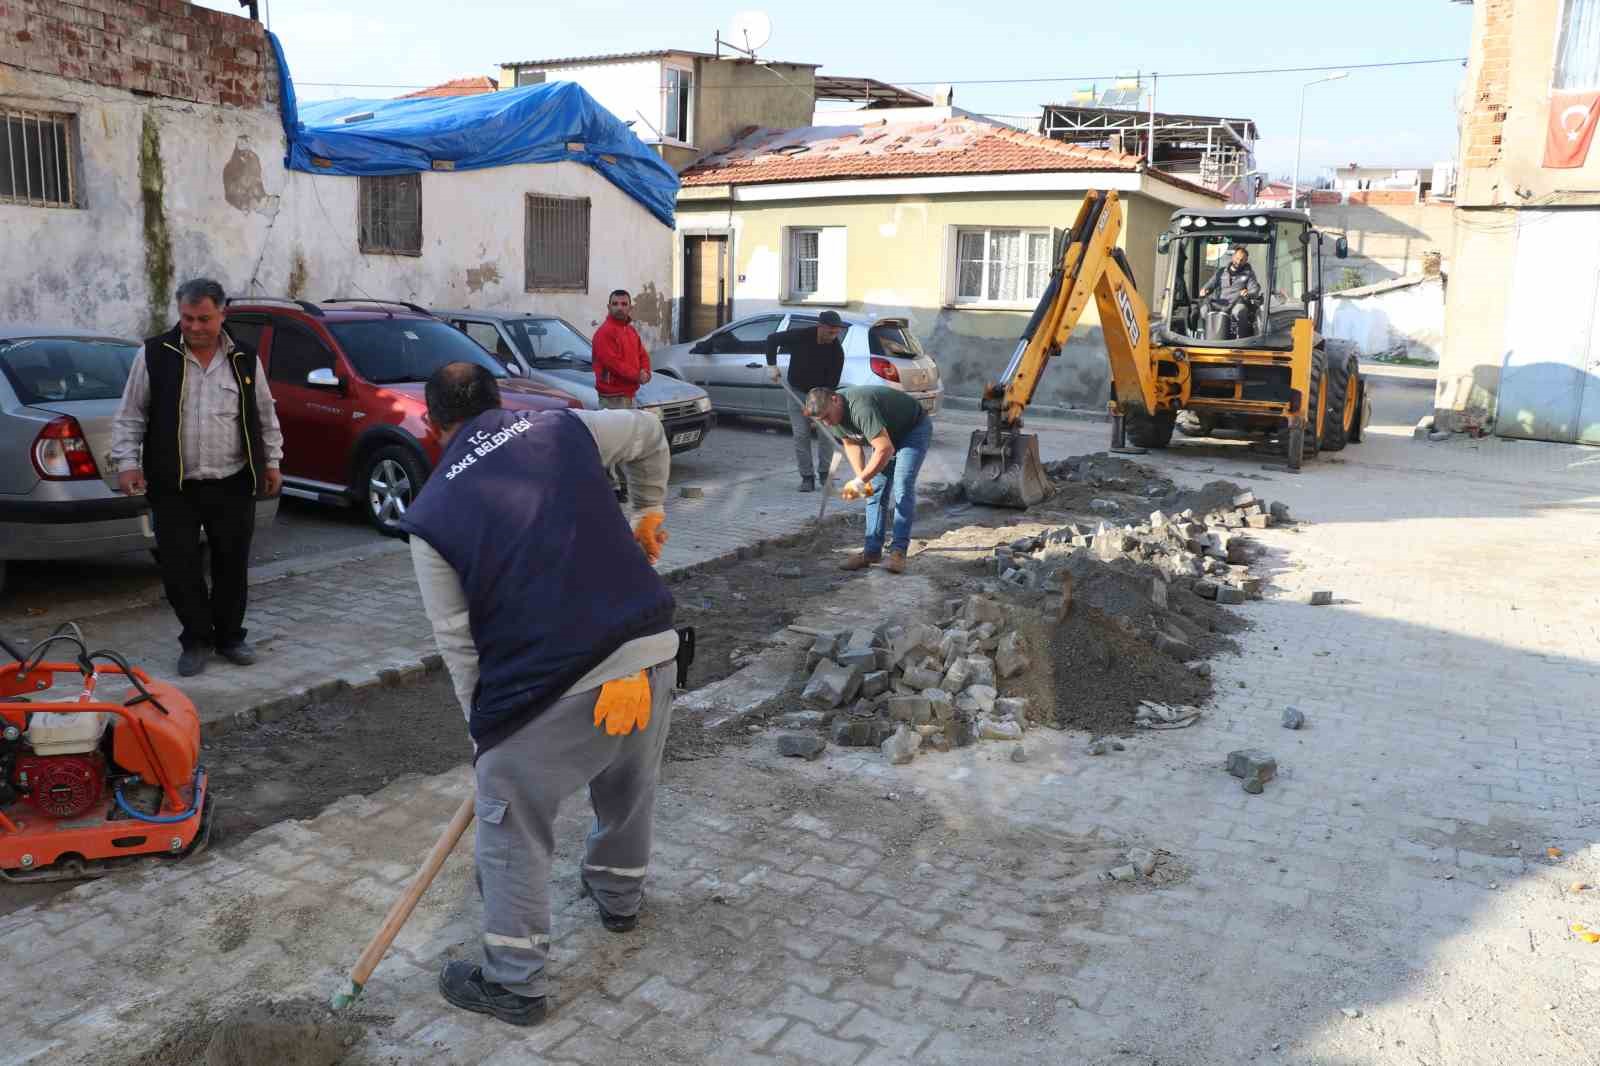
[399,408,674,754]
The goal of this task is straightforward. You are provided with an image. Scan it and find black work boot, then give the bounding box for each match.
[177,645,210,677]
[798,476,816,493]
[580,877,639,933]
[438,961,547,1026]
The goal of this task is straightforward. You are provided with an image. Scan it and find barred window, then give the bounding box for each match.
[358,174,422,256]
[525,194,590,292]
[0,108,77,208]
[790,229,820,295]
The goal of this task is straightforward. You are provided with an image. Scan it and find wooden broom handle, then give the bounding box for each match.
[351,790,476,987]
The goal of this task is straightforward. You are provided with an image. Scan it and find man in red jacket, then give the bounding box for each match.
[593,289,652,409]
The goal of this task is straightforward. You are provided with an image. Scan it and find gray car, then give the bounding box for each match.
[434,309,715,453]
[650,310,944,419]
[0,326,276,596]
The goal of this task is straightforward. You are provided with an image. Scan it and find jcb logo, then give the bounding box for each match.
[1116,287,1141,347]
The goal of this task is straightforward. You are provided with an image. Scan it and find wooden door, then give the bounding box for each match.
[682,236,729,341]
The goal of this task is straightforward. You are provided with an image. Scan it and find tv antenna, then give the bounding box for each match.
[717,10,772,58]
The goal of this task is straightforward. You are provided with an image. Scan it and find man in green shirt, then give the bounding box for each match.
[803,385,934,574]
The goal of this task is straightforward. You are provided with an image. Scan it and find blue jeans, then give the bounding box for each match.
[863,416,933,558]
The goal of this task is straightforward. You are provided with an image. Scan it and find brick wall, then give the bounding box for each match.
[1462,0,1511,170]
[0,0,277,109]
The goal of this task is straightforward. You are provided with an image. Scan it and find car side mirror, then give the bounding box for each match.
[507,363,524,377]
[306,367,341,389]
[1157,232,1172,255]
[691,340,711,355]
[1335,236,1349,259]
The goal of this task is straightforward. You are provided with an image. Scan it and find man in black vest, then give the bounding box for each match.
[400,362,678,1027]
[109,278,283,677]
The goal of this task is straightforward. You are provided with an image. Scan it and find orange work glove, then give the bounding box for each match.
[593,670,652,736]
[633,512,668,564]
[839,478,876,501]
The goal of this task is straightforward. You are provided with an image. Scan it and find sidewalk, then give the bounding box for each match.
[6,414,1600,1065]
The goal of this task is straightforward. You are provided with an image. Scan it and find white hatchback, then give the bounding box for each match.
[651,311,943,418]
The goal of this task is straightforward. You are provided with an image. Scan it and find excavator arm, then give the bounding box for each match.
[963,190,1164,507]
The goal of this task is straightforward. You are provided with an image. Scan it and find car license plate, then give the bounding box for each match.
[671,430,702,447]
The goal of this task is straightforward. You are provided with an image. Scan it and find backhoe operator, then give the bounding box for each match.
[1199,244,1262,336]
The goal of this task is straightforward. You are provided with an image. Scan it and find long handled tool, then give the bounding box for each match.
[331,791,476,1009]
[775,374,844,522]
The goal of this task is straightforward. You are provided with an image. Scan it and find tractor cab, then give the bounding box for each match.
[1156,207,1347,350]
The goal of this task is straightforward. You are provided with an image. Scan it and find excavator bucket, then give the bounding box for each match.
[961,428,1052,508]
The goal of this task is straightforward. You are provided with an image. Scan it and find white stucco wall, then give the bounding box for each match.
[536,61,664,140]
[0,65,674,347]
[1326,276,1444,364]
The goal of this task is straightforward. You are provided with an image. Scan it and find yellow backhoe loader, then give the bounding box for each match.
[961,190,1369,507]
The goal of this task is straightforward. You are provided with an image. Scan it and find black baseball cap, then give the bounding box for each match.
[817,310,846,327]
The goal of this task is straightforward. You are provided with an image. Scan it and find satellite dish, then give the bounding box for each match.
[728,10,773,53]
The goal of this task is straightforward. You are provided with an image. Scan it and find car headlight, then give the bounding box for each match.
[1253,216,1268,227]
[695,396,712,413]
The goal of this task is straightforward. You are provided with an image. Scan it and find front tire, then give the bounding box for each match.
[361,446,427,537]
[1320,355,1360,452]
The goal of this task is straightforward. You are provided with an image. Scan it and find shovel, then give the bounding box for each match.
[331,791,476,1009]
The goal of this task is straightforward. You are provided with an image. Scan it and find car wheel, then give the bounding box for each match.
[362,446,427,537]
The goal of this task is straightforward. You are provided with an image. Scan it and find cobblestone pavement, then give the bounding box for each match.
[6,398,1600,1064]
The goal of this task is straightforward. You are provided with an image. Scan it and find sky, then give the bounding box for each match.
[199,0,1478,179]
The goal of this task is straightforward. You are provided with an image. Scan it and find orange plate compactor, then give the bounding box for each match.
[0,625,211,882]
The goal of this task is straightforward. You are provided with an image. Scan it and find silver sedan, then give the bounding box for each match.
[650,311,944,418]
[434,309,715,453]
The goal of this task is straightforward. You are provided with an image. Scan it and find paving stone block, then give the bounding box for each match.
[779,734,827,760]
[804,659,864,708]
[995,632,1029,679]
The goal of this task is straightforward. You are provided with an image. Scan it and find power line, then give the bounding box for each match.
[891,56,1467,87]
[290,55,1468,96]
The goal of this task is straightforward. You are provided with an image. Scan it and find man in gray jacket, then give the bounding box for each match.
[401,362,676,1027]
[1199,244,1263,337]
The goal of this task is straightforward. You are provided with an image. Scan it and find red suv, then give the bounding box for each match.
[225,298,580,535]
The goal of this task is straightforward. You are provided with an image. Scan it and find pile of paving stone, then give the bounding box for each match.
[993,490,1290,605]
[794,594,1035,763]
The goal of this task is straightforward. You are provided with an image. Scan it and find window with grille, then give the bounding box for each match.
[0,108,77,208]
[955,228,1052,304]
[524,194,590,292]
[790,229,820,296]
[358,174,422,256]
[664,67,693,142]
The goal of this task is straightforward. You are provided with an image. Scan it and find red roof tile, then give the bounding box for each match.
[680,116,1223,200]
[401,76,498,99]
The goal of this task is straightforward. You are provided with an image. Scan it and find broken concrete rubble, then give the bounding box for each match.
[777,734,826,760]
[1226,749,1278,794]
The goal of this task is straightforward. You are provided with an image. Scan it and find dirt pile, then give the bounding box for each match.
[1011,606,1212,736]
[117,998,373,1066]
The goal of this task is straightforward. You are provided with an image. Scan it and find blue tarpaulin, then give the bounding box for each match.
[265,33,678,228]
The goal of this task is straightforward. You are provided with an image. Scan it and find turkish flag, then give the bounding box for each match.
[1544,90,1600,168]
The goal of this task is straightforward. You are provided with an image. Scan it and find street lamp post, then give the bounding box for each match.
[1292,71,1349,212]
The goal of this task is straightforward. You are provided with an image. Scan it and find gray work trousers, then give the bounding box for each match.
[786,391,835,480]
[473,658,675,997]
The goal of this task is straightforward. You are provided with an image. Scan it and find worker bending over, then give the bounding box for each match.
[401,362,677,1027]
[803,384,933,574]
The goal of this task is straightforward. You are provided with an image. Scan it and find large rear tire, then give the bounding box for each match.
[1125,411,1176,449]
[1320,355,1359,452]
